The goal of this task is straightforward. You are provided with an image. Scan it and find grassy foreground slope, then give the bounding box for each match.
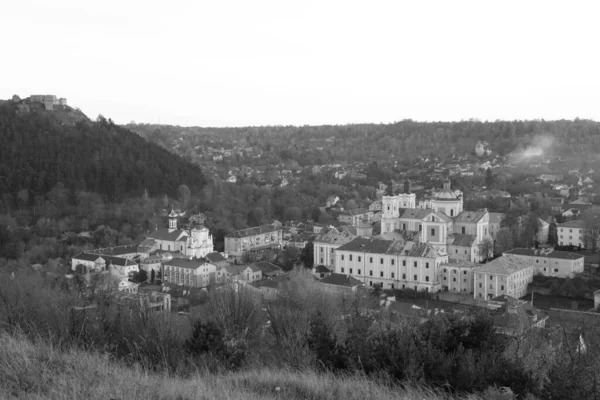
[0,332,496,400]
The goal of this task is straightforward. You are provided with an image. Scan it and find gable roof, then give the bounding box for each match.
[314,265,332,273]
[205,252,227,263]
[558,220,585,229]
[147,228,188,242]
[252,261,282,275]
[398,208,433,220]
[447,233,477,247]
[73,253,104,262]
[504,248,584,260]
[104,256,137,267]
[336,237,442,258]
[163,258,207,270]
[474,255,531,275]
[454,210,487,223]
[320,273,363,287]
[314,226,358,245]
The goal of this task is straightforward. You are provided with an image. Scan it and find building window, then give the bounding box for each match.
[461,227,465,234]
[380,258,384,264]
[350,268,353,274]
[479,283,482,288]
[419,225,422,231]
[358,256,362,262]
[426,262,429,269]
[380,271,384,277]
[370,257,373,263]
[489,284,493,289]
[455,249,458,253]
[391,284,395,289]
[341,255,344,261]
[341,268,344,273]
[453,278,456,282]
[554,268,559,273]
[443,268,447,273]
[358,269,361,275]
[451,209,454,216]
[369,281,372,286]
[426,276,430,282]
[370,270,373,276]
[501,285,504,290]
[402,274,406,279]
[349,255,353,261]
[402,260,406,266]
[414,261,417,267]
[431,228,435,236]
[464,279,467,282]
[391,259,395,265]
[320,258,323,264]
[463,271,467,274]
[391,272,395,278]
[536,260,539,263]
[414,274,417,281]
[444,277,447,281]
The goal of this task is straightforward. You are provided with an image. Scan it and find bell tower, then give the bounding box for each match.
[168,210,178,233]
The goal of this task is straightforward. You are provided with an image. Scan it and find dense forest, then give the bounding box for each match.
[127,119,600,167]
[0,100,206,201]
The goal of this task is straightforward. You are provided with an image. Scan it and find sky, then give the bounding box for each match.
[1,0,599,127]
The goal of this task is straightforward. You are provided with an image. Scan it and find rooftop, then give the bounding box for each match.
[447,233,477,247]
[163,258,207,270]
[314,226,358,245]
[504,248,584,260]
[453,210,487,223]
[225,224,280,238]
[147,228,187,242]
[558,220,584,229]
[474,255,532,276]
[320,273,363,287]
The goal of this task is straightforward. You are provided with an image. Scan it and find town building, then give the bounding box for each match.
[252,261,283,278]
[473,255,533,300]
[313,226,358,268]
[223,224,282,257]
[162,258,217,288]
[334,237,448,292]
[147,210,214,258]
[488,295,548,336]
[438,260,477,293]
[319,273,364,293]
[220,264,262,283]
[503,248,584,278]
[338,208,373,226]
[312,264,332,279]
[557,220,585,248]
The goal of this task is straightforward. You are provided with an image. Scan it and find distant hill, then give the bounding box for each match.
[0,97,206,199]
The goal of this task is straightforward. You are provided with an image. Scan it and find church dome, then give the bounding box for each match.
[435,190,460,200]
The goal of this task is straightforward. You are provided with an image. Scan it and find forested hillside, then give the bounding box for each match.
[128,119,600,166]
[0,100,206,201]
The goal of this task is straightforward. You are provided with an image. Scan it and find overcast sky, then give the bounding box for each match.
[1,0,599,127]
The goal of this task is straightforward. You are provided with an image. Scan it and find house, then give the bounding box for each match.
[226,175,237,184]
[565,200,591,212]
[473,255,534,300]
[71,253,106,273]
[319,273,364,293]
[204,252,229,267]
[562,208,580,219]
[557,220,585,248]
[313,226,358,268]
[224,224,283,257]
[334,237,448,292]
[118,279,140,294]
[162,258,217,288]
[503,248,584,278]
[252,261,283,278]
[312,265,332,279]
[221,264,262,283]
[369,200,382,212]
[334,171,347,180]
[147,211,214,259]
[139,255,162,282]
[446,234,479,262]
[338,208,373,226]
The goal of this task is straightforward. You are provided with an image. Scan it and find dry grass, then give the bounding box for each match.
[0,332,495,400]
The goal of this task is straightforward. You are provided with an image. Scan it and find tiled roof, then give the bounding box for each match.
[73,253,103,262]
[337,237,442,258]
[446,260,478,269]
[314,265,332,273]
[314,227,358,245]
[147,228,187,241]
[504,248,584,260]
[320,273,363,287]
[252,261,282,275]
[104,256,137,267]
[558,220,585,229]
[225,224,280,238]
[398,208,432,220]
[205,252,226,263]
[164,258,206,270]
[474,255,531,275]
[447,233,477,247]
[454,210,487,223]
